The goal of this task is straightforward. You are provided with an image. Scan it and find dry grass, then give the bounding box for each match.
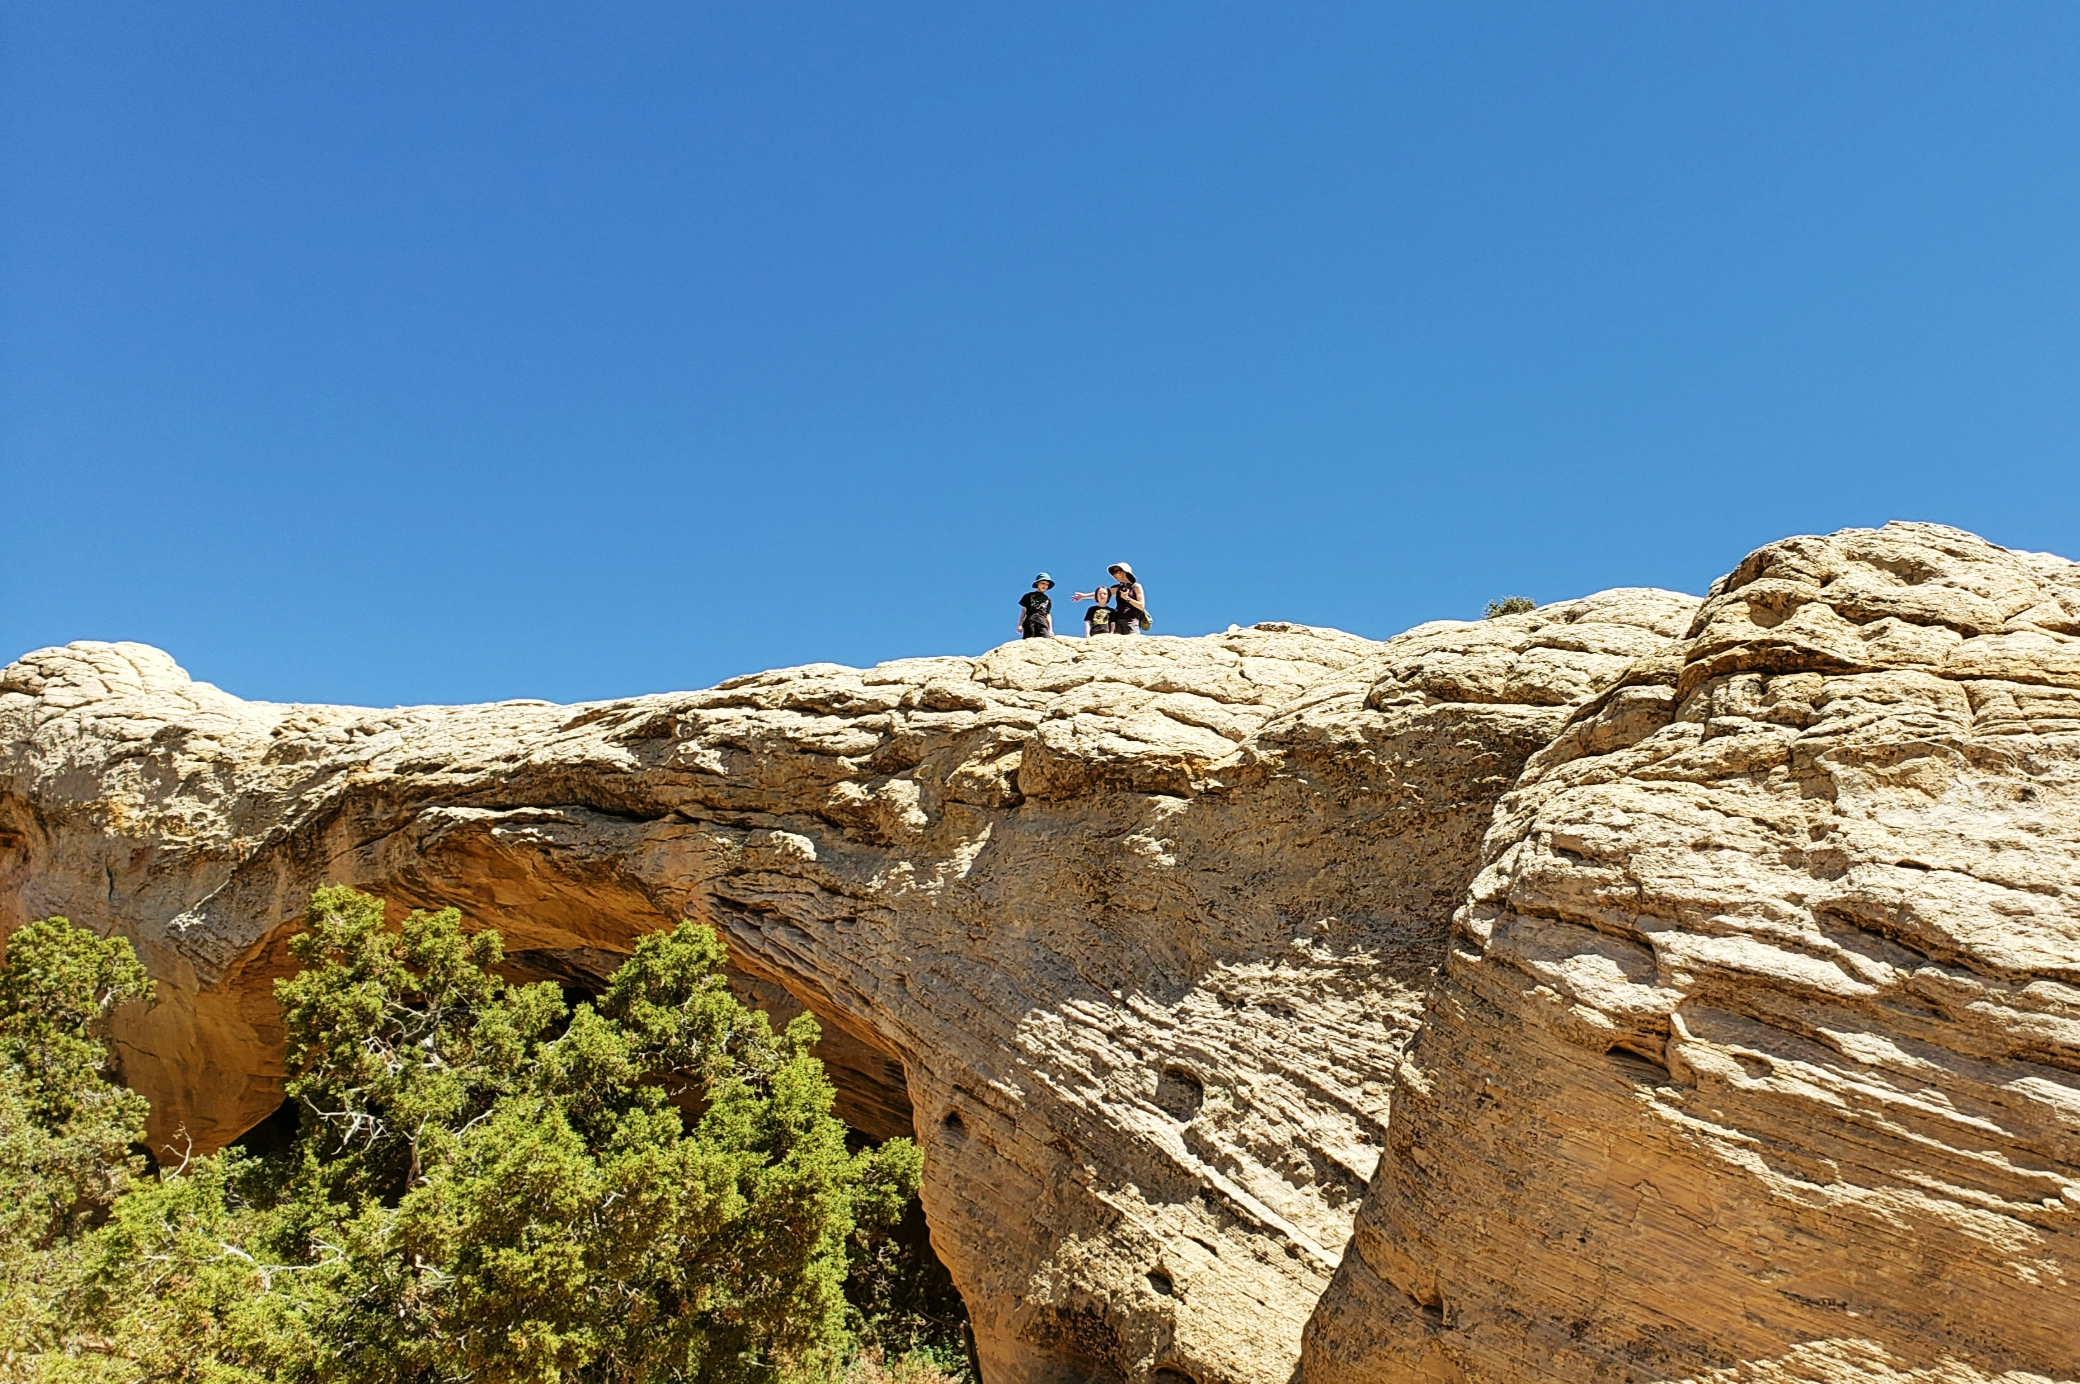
[841,1348,969,1384]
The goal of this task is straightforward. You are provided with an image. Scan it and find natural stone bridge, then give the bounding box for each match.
[4,522,2076,1383]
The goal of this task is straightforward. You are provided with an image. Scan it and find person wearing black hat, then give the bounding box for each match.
[1017,573,1055,639]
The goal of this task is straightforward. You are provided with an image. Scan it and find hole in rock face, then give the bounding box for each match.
[942,1109,967,1140]
[229,1095,300,1161]
[1605,1043,1672,1088]
[1146,1268,1175,1297]
[1153,1066,1204,1121]
[0,827,29,887]
[1150,1369,1198,1384]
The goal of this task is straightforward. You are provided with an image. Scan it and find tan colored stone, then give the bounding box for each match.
[18,523,2075,1384]
[1305,523,2080,1384]
[0,594,1693,1384]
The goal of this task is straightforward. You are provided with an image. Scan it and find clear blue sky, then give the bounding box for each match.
[7,4,2079,706]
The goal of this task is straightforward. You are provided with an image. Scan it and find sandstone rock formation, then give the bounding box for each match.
[1307,524,2080,1383]
[3,521,2076,1384]
[0,587,1692,1384]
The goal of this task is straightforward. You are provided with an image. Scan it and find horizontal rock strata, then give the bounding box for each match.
[1,591,1692,1384]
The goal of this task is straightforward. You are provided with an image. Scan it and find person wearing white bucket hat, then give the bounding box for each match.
[1107,562,1147,634]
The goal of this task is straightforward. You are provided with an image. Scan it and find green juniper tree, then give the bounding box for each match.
[0,915,155,1366]
[56,887,923,1384]
[0,916,155,1250]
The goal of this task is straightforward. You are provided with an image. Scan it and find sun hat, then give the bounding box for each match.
[1034,572,1053,584]
[1108,562,1135,580]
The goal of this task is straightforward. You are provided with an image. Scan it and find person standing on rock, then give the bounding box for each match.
[1107,563,1148,634]
[1072,578,1116,636]
[1017,573,1055,639]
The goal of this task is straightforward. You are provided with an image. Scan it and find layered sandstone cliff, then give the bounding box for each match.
[1307,524,2080,1383]
[3,522,2076,1384]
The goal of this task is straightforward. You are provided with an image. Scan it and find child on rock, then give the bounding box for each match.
[1017,574,1055,639]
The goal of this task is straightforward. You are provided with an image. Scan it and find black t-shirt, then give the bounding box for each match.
[1020,590,1052,623]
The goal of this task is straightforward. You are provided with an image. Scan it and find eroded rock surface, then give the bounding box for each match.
[0,590,1693,1384]
[1306,523,2080,1383]
[13,521,2076,1384]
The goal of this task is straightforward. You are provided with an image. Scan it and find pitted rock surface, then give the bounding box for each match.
[1,591,1692,1384]
[10,522,2078,1384]
[1305,523,2080,1384]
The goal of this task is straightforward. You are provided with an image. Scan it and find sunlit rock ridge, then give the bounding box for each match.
[3,522,2075,1384]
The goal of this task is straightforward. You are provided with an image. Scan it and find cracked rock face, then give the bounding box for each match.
[7,522,2076,1384]
[1,589,1692,1384]
[1305,523,2080,1384]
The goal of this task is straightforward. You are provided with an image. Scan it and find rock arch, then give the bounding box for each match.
[45,537,2059,1384]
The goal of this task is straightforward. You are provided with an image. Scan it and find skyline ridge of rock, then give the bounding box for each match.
[4,521,2076,1384]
